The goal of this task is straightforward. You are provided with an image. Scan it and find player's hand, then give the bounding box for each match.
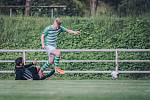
[33,60,37,65]
[75,31,80,35]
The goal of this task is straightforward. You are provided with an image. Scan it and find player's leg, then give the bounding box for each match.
[36,67,44,79]
[53,49,61,66]
[41,46,64,74]
[41,61,50,71]
[41,46,55,70]
[51,49,65,74]
[40,69,55,80]
[36,67,55,80]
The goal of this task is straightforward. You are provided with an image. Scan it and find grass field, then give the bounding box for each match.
[0,80,150,100]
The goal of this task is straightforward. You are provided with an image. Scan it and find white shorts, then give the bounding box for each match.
[45,45,56,56]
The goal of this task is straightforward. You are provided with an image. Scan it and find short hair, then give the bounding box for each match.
[55,18,61,25]
[15,57,23,66]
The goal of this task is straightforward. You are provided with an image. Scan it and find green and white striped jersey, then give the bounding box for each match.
[42,25,67,47]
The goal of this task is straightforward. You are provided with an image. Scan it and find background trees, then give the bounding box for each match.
[0,0,150,17]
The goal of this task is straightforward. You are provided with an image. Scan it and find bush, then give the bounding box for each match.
[0,16,150,80]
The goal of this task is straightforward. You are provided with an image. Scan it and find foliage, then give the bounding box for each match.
[0,16,150,79]
[117,0,150,16]
[0,0,150,17]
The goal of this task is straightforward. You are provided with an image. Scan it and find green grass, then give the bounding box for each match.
[0,80,150,100]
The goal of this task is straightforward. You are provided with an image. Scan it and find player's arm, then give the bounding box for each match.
[41,33,45,49]
[66,29,80,35]
[24,60,37,68]
[61,26,80,35]
[24,63,34,68]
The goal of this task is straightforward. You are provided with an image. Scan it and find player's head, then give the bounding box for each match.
[53,18,61,27]
[15,57,24,66]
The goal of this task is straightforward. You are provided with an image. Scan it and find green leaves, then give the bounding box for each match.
[0,16,150,79]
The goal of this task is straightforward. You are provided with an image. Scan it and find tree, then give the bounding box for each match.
[90,0,98,16]
[118,0,150,16]
[25,0,31,16]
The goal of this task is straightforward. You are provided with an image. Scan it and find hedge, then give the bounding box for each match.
[0,16,150,80]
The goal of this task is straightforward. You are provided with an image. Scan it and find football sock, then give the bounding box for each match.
[41,61,51,70]
[54,56,60,66]
[41,69,55,80]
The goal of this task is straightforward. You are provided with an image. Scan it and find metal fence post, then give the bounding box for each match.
[9,8,12,17]
[115,50,119,72]
[51,8,54,18]
[23,51,26,64]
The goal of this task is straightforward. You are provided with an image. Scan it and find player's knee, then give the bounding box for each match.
[49,55,54,64]
[49,57,54,64]
[49,60,54,64]
[53,49,61,56]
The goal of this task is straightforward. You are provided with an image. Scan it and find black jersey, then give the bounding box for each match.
[15,63,39,80]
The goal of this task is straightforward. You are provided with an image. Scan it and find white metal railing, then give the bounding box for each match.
[0,49,150,74]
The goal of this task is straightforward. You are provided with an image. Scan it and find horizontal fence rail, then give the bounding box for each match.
[1,60,150,63]
[0,49,150,74]
[1,70,150,74]
[1,49,150,52]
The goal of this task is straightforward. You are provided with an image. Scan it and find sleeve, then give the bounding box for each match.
[42,26,49,36]
[24,63,34,68]
[60,26,67,32]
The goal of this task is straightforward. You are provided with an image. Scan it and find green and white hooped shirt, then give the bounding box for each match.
[42,25,67,47]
